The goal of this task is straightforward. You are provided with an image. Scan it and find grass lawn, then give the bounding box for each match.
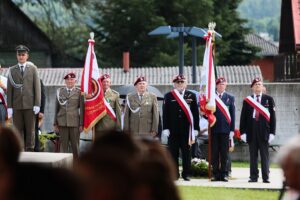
[179,186,278,200]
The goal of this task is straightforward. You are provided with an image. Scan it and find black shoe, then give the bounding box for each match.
[211,177,219,181]
[263,180,270,183]
[182,176,190,181]
[220,177,228,182]
[248,179,258,183]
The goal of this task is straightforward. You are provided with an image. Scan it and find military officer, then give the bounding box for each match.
[240,77,276,183]
[211,77,235,182]
[162,74,200,181]
[124,76,159,137]
[95,73,121,136]
[7,45,41,151]
[53,72,84,159]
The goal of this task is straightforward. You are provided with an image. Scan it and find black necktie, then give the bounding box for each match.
[68,89,71,95]
[20,65,24,77]
[219,94,222,99]
[139,95,143,101]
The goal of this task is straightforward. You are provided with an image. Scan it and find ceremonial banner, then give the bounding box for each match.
[199,30,216,126]
[81,33,106,132]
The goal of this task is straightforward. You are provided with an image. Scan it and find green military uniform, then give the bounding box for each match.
[54,87,84,158]
[95,88,121,137]
[124,92,159,136]
[7,62,41,151]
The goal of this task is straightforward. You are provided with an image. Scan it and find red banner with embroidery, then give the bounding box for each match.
[81,34,107,132]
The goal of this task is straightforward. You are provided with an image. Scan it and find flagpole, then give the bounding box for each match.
[208,126,212,179]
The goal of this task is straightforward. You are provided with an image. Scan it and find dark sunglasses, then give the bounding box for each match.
[176,81,185,83]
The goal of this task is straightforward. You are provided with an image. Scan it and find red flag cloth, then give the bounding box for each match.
[81,37,106,132]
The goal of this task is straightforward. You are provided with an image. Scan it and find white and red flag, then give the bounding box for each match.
[81,32,106,132]
[199,29,216,126]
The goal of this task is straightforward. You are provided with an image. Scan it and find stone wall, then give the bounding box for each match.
[42,83,300,147]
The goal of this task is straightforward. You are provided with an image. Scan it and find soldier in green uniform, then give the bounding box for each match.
[124,76,159,137]
[95,73,121,136]
[7,45,41,151]
[53,72,84,159]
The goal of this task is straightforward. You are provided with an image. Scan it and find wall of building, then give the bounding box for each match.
[252,57,275,82]
[42,83,300,147]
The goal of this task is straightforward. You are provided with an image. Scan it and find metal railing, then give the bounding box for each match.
[274,53,300,81]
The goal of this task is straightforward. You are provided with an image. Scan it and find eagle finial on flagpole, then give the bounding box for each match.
[90,32,94,40]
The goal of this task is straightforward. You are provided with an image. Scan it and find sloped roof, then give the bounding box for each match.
[0,66,262,86]
[245,33,279,56]
[291,0,300,50]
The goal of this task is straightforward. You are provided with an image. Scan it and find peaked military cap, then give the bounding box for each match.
[16,45,30,53]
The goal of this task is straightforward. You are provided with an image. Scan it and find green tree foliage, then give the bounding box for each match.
[13,0,90,60]
[14,0,259,67]
[212,0,258,65]
[238,0,281,41]
[91,0,166,67]
[90,0,257,66]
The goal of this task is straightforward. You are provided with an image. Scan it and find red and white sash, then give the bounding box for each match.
[245,96,270,122]
[215,95,231,124]
[171,89,195,145]
[104,99,117,122]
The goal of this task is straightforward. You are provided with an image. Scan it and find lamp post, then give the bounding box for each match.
[149,25,206,79]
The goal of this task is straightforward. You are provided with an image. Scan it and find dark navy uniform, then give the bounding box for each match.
[211,92,235,180]
[240,93,276,182]
[163,90,200,179]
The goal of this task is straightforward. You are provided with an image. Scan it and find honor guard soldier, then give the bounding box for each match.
[211,77,235,182]
[162,74,200,181]
[240,77,276,183]
[7,45,41,151]
[95,73,121,136]
[53,72,84,159]
[124,76,159,137]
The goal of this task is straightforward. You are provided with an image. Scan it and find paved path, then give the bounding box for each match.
[176,168,283,190]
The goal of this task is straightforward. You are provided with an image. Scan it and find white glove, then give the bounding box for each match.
[162,129,170,137]
[193,130,199,137]
[230,137,235,147]
[268,134,275,144]
[230,131,234,138]
[161,129,170,145]
[241,134,247,143]
[7,108,13,118]
[33,106,40,115]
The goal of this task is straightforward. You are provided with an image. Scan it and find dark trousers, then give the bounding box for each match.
[168,135,191,178]
[0,104,6,124]
[249,121,270,181]
[34,115,40,152]
[211,132,229,178]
